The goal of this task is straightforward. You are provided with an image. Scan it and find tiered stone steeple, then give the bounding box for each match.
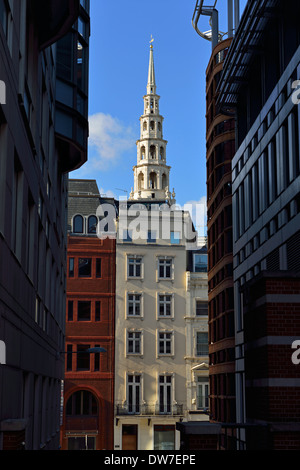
[130,39,175,204]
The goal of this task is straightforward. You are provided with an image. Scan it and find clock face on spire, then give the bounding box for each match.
[130,43,173,204]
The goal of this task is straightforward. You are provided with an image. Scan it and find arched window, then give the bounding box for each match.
[158,122,161,132]
[160,147,164,160]
[66,390,98,416]
[141,146,146,160]
[150,145,156,159]
[73,215,84,233]
[162,173,167,189]
[150,121,155,131]
[149,172,157,189]
[138,173,144,190]
[88,215,98,234]
[143,121,147,131]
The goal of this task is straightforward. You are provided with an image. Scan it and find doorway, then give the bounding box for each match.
[122,424,138,450]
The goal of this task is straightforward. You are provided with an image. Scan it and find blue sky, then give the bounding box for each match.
[72,0,247,234]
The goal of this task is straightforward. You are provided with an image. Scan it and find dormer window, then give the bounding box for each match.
[73,215,84,233]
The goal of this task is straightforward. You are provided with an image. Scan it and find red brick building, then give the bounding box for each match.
[60,180,116,450]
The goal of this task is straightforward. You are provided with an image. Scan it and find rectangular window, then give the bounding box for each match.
[128,257,142,278]
[158,258,172,279]
[76,344,90,371]
[159,332,172,355]
[158,295,172,317]
[69,258,74,277]
[159,375,172,414]
[95,301,101,322]
[94,344,100,371]
[66,344,73,372]
[78,258,92,277]
[193,254,208,272]
[78,301,91,321]
[127,332,141,355]
[128,294,141,317]
[96,258,101,278]
[197,377,209,409]
[154,425,175,450]
[128,375,141,414]
[196,300,208,316]
[68,300,74,321]
[196,332,209,356]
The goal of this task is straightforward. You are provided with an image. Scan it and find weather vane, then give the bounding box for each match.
[150,35,154,48]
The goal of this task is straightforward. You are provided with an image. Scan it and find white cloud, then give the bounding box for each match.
[88,112,136,170]
[98,187,117,199]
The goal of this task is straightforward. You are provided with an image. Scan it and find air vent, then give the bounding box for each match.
[266,248,280,271]
[287,230,300,271]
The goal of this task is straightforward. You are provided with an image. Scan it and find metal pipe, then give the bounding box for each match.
[228,0,233,37]
[234,0,240,31]
[211,9,219,50]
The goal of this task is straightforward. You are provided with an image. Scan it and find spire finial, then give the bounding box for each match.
[150,34,154,49]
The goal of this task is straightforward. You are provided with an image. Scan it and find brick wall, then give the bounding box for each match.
[2,430,25,450]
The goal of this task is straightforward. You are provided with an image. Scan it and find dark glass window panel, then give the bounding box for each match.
[76,345,90,371]
[95,301,101,321]
[96,258,101,278]
[56,33,73,81]
[73,215,84,233]
[69,258,74,277]
[68,300,74,321]
[67,344,73,371]
[78,301,91,321]
[88,216,97,234]
[78,258,91,277]
[94,344,100,371]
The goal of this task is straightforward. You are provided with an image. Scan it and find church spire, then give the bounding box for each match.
[129,40,176,204]
[147,36,156,95]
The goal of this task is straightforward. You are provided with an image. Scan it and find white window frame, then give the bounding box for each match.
[157,293,174,319]
[127,374,142,415]
[126,329,143,356]
[157,256,174,281]
[126,292,143,319]
[127,255,144,280]
[157,373,175,414]
[157,330,174,357]
[195,331,209,357]
[195,299,208,317]
[196,376,209,410]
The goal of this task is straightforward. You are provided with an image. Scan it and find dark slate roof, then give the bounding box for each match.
[67,179,118,232]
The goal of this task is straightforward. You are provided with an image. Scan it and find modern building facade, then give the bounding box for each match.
[191,1,238,447]
[218,0,300,449]
[113,43,202,451]
[0,0,89,450]
[60,180,116,451]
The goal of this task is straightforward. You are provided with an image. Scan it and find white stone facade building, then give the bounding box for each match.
[114,42,201,450]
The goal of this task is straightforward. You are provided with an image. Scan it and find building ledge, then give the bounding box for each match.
[0,419,27,432]
[176,422,221,435]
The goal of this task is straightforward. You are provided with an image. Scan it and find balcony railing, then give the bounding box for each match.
[115,403,184,417]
